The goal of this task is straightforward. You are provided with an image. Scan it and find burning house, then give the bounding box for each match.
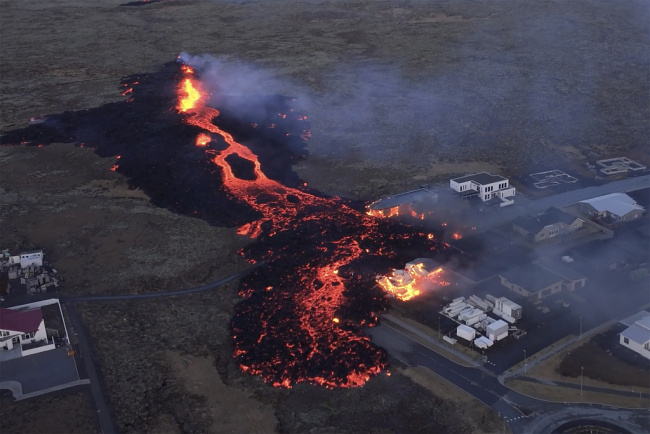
[376,258,449,301]
[449,172,516,206]
[366,188,438,219]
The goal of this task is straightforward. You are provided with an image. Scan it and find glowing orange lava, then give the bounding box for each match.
[195,133,211,147]
[453,233,462,240]
[176,64,397,388]
[177,78,203,113]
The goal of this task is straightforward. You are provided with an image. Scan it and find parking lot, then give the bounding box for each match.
[0,346,81,396]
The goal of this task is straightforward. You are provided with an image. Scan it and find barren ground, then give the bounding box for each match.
[1,0,649,432]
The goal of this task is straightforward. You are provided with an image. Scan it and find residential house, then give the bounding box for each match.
[499,262,586,300]
[513,207,584,242]
[0,307,52,356]
[367,188,438,218]
[619,315,650,360]
[578,193,645,223]
[450,172,516,206]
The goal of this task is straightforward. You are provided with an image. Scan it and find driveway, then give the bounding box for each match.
[0,346,80,395]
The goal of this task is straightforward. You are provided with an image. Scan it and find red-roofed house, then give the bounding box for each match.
[0,307,48,353]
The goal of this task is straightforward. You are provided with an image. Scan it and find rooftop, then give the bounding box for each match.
[451,172,507,186]
[579,193,644,217]
[0,307,43,334]
[368,188,437,211]
[500,263,564,293]
[621,318,650,344]
[513,207,581,234]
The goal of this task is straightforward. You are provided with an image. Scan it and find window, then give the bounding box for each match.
[623,337,629,344]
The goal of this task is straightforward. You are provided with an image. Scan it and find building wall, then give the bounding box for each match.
[620,209,645,222]
[534,226,559,242]
[619,335,650,360]
[499,277,532,297]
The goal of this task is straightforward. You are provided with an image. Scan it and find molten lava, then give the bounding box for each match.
[195,133,211,147]
[177,77,202,112]
[175,63,443,389]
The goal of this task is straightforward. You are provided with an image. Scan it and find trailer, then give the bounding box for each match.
[474,336,494,349]
[466,313,487,327]
[456,324,476,341]
[486,319,509,341]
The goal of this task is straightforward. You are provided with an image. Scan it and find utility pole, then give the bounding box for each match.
[580,366,583,397]
[438,316,441,339]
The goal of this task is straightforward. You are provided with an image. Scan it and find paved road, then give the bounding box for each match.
[63,299,118,434]
[65,263,264,303]
[367,322,650,433]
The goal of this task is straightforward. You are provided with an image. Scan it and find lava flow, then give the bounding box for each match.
[176,65,443,388]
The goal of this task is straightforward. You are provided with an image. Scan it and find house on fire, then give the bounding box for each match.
[367,188,438,218]
[499,262,587,300]
[513,207,584,242]
[449,172,516,207]
[0,306,55,357]
[578,193,645,223]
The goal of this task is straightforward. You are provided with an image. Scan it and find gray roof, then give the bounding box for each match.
[579,193,644,217]
[621,321,650,345]
[536,258,586,282]
[368,188,437,211]
[451,172,506,186]
[513,208,581,235]
[499,263,564,293]
[620,310,650,327]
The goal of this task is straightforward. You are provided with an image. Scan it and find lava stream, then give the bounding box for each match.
[176,66,436,389]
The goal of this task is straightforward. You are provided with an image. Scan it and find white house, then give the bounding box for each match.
[450,172,516,206]
[19,250,43,268]
[619,315,650,360]
[578,193,645,223]
[0,306,53,356]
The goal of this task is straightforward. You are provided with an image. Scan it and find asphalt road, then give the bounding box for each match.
[367,322,650,433]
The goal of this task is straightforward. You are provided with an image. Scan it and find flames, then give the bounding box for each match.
[177,75,203,113]
[376,262,449,301]
[175,63,441,389]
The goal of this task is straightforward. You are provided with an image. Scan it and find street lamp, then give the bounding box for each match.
[523,349,527,374]
[580,366,584,397]
[579,316,582,338]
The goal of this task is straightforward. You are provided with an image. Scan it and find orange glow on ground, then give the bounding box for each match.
[195,133,211,147]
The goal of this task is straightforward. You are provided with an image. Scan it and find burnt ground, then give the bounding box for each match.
[1,0,649,433]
